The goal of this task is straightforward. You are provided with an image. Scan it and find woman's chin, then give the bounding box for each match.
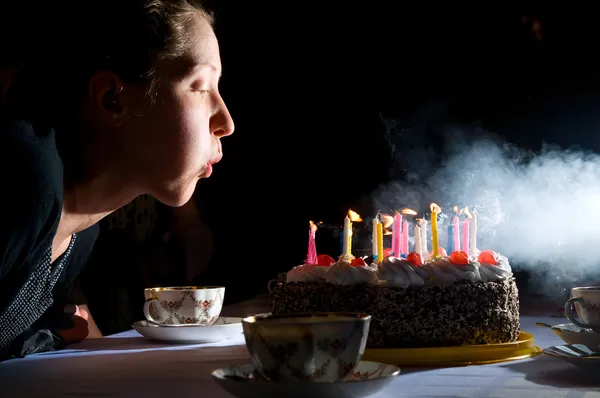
[153,179,198,207]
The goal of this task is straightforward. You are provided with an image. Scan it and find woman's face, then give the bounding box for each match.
[122,15,234,207]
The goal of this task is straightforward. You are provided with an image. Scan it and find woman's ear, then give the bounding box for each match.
[88,71,127,127]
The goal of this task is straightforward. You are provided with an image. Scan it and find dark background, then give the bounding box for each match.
[82,6,600,331]
[194,6,600,300]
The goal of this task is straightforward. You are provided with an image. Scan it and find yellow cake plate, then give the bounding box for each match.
[362,331,542,367]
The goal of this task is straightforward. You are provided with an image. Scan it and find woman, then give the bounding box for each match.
[0,0,234,360]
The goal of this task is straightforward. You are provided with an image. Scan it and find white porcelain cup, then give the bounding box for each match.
[564,286,600,331]
[143,286,225,326]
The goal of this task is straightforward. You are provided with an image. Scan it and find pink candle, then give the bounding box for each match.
[401,219,409,255]
[391,217,398,256]
[393,212,402,256]
[452,215,460,252]
[461,218,469,256]
[306,221,318,264]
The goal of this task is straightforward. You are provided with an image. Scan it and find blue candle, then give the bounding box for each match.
[447,224,454,253]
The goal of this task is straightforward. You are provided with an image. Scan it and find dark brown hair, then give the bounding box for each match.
[5,0,214,124]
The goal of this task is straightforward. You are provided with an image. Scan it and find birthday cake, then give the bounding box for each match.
[269,208,520,348]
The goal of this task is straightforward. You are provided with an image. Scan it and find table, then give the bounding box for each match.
[1,298,600,397]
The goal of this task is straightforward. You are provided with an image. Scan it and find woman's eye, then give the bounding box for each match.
[193,89,210,96]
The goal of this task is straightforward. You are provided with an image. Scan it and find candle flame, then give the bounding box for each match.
[348,209,363,222]
[453,205,460,214]
[401,208,417,216]
[383,229,392,236]
[463,207,472,219]
[309,220,318,231]
[381,214,394,229]
[430,203,441,213]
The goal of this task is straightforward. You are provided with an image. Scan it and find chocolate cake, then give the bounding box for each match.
[270,254,520,348]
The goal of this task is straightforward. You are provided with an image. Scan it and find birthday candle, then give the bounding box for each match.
[447,223,454,253]
[343,215,352,258]
[401,219,409,255]
[414,223,422,257]
[462,207,471,256]
[393,212,402,256]
[452,206,460,252]
[306,221,318,264]
[372,217,379,258]
[430,203,441,257]
[391,216,397,256]
[469,207,477,256]
[421,219,427,254]
[377,218,384,263]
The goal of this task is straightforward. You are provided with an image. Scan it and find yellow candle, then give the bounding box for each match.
[430,203,441,257]
[377,219,384,263]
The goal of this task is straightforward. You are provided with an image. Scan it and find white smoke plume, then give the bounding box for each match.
[372,111,600,296]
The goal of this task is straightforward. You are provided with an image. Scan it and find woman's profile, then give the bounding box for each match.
[0,0,234,360]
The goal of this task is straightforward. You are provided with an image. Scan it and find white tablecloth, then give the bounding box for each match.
[1,302,600,397]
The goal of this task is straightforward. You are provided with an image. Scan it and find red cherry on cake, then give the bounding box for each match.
[316,254,336,266]
[351,257,367,266]
[383,248,393,258]
[478,250,499,265]
[449,250,470,265]
[406,252,423,266]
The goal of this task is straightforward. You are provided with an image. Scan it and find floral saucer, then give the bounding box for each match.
[543,344,600,371]
[132,317,242,344]
[211,361,400,398]
[548,323,600,349]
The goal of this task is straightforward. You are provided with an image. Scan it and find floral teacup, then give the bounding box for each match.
[143,286,224,326]
[242,312,371,382]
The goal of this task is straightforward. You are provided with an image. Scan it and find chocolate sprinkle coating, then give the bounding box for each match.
[270,278,520,348]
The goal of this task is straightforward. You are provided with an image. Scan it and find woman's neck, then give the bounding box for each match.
[57,123,143,237]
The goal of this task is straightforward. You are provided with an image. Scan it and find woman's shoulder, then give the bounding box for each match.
[0,116,62,279]
[0,116,57,157]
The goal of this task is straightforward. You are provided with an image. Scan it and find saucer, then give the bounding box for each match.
[549,323,600,349]
[132,317,242,344]
[211,361,400,398]
[543,344,600,371]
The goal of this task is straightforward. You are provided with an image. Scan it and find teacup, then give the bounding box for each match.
[143,286,224,326]
[565,286,600,332]
[242,312,371,382]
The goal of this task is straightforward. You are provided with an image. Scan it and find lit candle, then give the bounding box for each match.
[393,212,402,256]
[377,217,384,263]
[306,221,318,264]
[469,207,477,256]
[401,219,409,255]
[420,218,428,256]
[414,222,422,258]
[462,207,471,256]
[430,203,441,257]
[342,214,352,261]
[372,217,379,258]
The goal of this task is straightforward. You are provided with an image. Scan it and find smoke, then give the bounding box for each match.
[372,109,600,296]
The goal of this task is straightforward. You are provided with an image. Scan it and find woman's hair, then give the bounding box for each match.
[4,0,214,124]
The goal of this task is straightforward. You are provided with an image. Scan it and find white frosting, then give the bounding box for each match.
[325,261,378,285]
[478,255,512,282]
[378,254,513,287]
[377,257,425,288]
[286,253,512,287]
[287,264,329,283]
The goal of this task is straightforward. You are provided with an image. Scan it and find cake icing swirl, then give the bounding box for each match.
[287,264,328,282]
[325,261,378,285]
[287,253,512,287]
[377,257,425,287]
